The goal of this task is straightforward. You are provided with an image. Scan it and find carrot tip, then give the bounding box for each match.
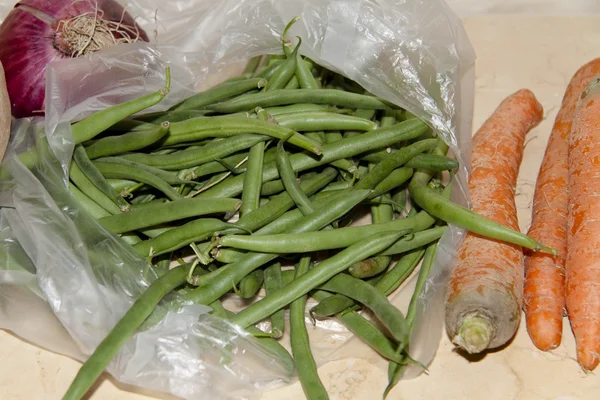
[452,315,493,354]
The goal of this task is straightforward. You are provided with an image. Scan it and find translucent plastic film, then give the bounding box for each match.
[0,0,476,397]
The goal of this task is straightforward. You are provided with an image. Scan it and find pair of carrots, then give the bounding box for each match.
[445,59,600,371]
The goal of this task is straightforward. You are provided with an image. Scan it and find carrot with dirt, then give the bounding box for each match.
[445,89,543,354]
[566,75,600,372]
[524,58,600,352]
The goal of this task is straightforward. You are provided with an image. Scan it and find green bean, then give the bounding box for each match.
[99,198,241,234]
[135,110,210,124]
[229,231,407,328]
[163,116,322,155]
[133,219,237,258]
[93,161,182,201]
[217,210,435,254]
[324,131,343,144]
[321,181,354,193]
[260,179,285,196]
[240,142,265,216]
[402,153,459,171]
[237,269,265,299]
[171,78,267,111]
[384,242,438,398]
[69,183,110,219]
[207,89,396,114]
[295,54,319,89]
[106,179,139,193]
[353,139,437,191]
[344,109,377,138]
[69,162,121,215]
[348,255,391,279]
[290,256,329,400]
[84,122,170,159]
[95,157,196,186]
[73,145,130,212]
[284,75,300,89]
[106,119,157,133]
[368,168,414,199]
[187,153,248,180]
[62,262,189,400]
[310,290,406,365]
[380,226,447,256]
[184,189,371,306]
[129,198,168,210]
[281,17,300,57]
[265,104,352,116]
[265,39,300,91]
[235,168,338,233]
[264,262,285,337]
[71,67,171,144]
[318,272,409,343]
[276,141,314,215]
[408,140,555,253]
[243,56,263,76]
[276,112,378,132]
[198,119,430,199]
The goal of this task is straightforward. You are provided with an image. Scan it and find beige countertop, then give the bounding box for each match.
[2,14,600,400]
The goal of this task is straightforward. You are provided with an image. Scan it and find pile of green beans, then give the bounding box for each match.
[61,22,555,400]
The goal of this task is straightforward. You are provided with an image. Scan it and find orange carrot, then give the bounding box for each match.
[525,59,600,352]
[566,75,600,371]
[445,89,543,354]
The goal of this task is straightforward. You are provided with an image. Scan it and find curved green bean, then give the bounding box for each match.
[84,122,170,159]
[295,54,319,89]
[187,152,248,180]
[264,39,299,91]
[71,67,170,144]
[96,157,195,186]
[69,162,121,215]
[238,269,265,299]
[171,78,267,111]
[99,198,240,234]
[276,141,314,215]
[276,112,378,132]
[207,88,396,113]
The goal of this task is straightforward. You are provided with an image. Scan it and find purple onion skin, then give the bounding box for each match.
[0,0,148,119]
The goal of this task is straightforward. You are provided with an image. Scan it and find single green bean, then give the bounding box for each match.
[62,262,189,400]
[290,256,329,400]
[69,183,110,219]
[229,231,407,328]
[208,89,397,114]
[106,179,139,193]
[73,145,130,211]
[217,210,435,254]
[135,110,210,124]
[186,153,248,180]
[84,122,170,159]
[276,141,314,215]
[368,168,414,199]
[237,269,265,299]
[265,39,300,91]
[344,109,377,138]
[243,56,263,76]
[93,161,182,201]
[324,131,343,144]
[133,219,237,258]
[260,179,285,196]
[171,78,266,111]
[254,59,285,80]
[401,153,459,171]
[284,75,300,89]
[276,112,378,132]
[264,262,285,337]
[71,67,170,144]
[99,198,241,234]
[318,272,409,343]
[295,54,319,89]
[265,104,352,116]
[198,119,430,199]
[240,142,265,216]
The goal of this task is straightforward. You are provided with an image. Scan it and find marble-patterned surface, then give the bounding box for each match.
[2,14,600,400]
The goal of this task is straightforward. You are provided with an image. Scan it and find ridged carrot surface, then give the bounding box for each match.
[525,59,600,351]
[566,75,600,371]
[445,89,543,353]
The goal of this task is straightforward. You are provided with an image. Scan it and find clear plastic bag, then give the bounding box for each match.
[0,0,476,397]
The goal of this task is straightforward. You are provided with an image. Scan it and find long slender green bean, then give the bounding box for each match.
[276,112,378,132]
[69,162,121,215]
[276,141,314,215]
[69,183,110,219]
[290,256,329,400]
[240,142,265,216]
[171,78,266,111]
[264,262,285,337]
[85,122,170,159]
[62,263,190,400]
[238,269,265,299]
[71,67,171,144]
[99,198,240,234]
[95,157,195,186]
[264,39,299,91]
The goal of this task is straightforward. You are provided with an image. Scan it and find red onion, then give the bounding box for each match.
[0,0,148,118]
